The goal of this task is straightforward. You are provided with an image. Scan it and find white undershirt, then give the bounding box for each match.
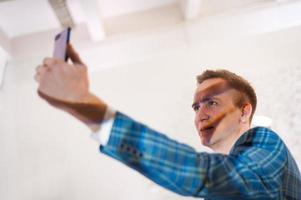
[90,106,116,145]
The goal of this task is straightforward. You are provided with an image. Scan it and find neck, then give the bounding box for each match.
[211,125,250,155]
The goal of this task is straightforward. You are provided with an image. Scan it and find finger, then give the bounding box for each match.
[35,64,49,83]
[35,65,41,73]
[34,73,41,83]
[43,57,56,67]
[67,44,84,65]
[36,64,46,74]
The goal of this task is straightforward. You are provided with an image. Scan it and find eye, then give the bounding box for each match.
[192,104,200,112]
[207,100,218,107]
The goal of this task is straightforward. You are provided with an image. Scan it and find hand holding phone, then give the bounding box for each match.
[53,27,71,61]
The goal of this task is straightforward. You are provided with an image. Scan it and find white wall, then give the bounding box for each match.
[1,17,301,200]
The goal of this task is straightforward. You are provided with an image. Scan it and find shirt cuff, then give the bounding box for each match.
[90,106,116,145]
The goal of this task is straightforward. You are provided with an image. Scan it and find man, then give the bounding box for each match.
[35,44,301,199]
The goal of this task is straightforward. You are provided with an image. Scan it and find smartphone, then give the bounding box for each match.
[53,27,71,61]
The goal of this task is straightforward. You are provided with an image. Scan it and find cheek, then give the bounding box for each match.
[194,115,198,128]
[216,110,241,130]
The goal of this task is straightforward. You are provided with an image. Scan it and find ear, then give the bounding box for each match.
[240,103,252,124]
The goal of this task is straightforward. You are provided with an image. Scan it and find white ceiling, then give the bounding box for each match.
[1,0,301,58]
[0,0,59,37]
[0,0,287,38]
[100,0,177,18]
[0,0,179,38]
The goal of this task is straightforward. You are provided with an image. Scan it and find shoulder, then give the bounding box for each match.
[230,127,288,169]
[232,127,284,152]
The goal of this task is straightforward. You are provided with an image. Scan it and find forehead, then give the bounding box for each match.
[196,78,226,92]
[194,78,235,101]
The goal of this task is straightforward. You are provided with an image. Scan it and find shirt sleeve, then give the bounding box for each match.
[90,106,116,145]
[99,112,288,199]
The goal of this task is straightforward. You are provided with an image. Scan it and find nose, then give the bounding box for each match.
[195,109,210,127]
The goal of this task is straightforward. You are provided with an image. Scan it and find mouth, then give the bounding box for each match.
[200,126,215,135]
[198,125,216,145]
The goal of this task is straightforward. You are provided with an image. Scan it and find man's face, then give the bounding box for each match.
[193,78,244,149]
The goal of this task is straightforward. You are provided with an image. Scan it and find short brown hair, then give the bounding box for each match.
[197,69,257,122]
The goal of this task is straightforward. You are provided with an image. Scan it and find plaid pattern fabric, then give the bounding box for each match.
[100,112,301,200]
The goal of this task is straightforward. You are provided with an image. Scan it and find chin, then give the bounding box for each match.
[199,129,217,147]
[200,137,213,147]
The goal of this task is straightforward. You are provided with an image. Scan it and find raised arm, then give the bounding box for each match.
[101,113,287,199]
[35,44,107,132]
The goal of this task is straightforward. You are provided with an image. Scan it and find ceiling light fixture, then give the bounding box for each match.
[48,0,74,28]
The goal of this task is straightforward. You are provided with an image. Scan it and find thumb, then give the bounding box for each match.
[67,43,84,65]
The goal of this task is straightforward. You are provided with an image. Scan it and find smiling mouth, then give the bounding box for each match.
[200,126,215,135]
[201,126,214,131]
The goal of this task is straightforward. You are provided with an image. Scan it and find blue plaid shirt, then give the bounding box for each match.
[100,112,301,199]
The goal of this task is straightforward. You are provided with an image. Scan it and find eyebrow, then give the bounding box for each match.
[191,96,220,108]
[192,81,230,107]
